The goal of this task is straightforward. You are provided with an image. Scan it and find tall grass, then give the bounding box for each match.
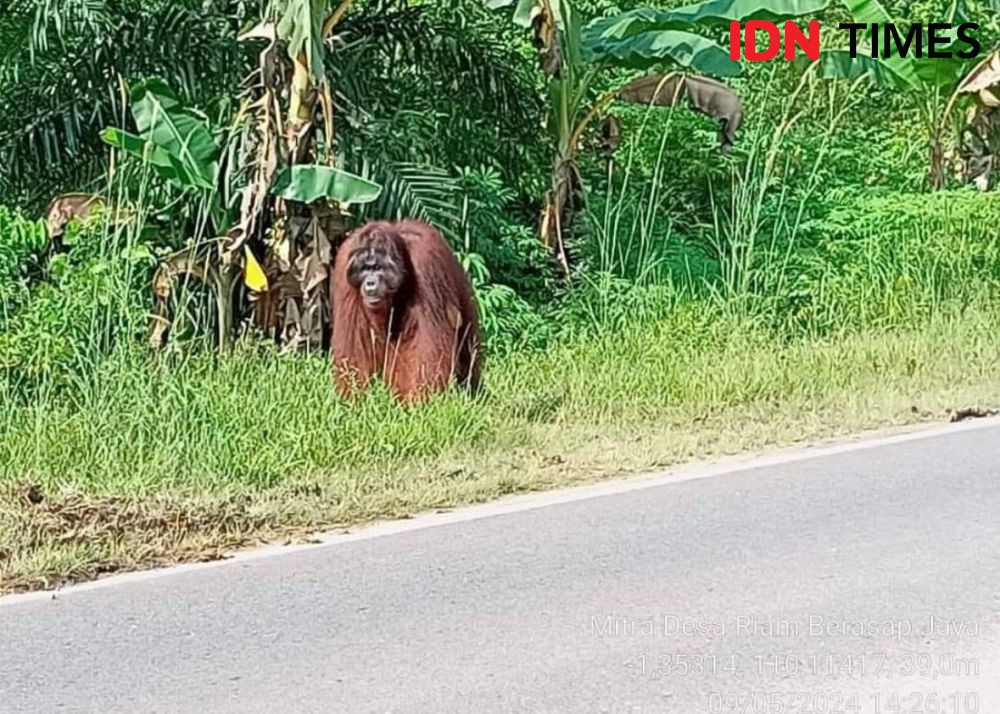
[4,300,999,491]
[591,98,680,286]
[707,70,865,320]
[575,69,883,337]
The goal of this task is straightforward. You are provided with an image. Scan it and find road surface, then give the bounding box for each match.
[3,420,1000,713]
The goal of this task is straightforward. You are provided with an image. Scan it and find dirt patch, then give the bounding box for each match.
[0,480,308,593]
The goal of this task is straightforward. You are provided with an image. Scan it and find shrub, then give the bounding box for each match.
[784,190,1000,332]
[0,218,154,398]
[0,205,49,317]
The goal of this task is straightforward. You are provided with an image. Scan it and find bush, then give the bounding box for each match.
[0,217,154,398]
[783,190,1000,332]
[0,205,49,317]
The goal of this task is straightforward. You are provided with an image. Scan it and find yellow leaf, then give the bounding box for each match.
[243,246,268,292]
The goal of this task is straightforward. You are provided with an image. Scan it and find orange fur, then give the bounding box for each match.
[330,220,482,403]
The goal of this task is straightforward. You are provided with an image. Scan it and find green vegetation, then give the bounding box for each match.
[3,0,1000,592]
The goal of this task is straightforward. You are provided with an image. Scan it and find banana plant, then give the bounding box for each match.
[486,0,588,274]
[818,0,979,189]
[489,0,832,275]
[943,47,1000,189]
[101,77,241,349]
[226,0,382,353]
[102,1,383,353]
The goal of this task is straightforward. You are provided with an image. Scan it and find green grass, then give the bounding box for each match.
[4,300,1000,593]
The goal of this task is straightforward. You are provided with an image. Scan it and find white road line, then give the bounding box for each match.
[3,415,999,607]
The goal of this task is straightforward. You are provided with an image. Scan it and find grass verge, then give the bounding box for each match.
[3,303,1000,593]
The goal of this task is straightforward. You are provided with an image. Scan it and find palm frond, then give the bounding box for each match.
[0,0,247,209]
[329,0,542,174]
[356,161,465,241]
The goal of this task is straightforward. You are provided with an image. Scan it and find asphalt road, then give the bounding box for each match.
[3,420,1000,714]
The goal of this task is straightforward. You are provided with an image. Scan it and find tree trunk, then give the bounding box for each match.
[275,202,346,353]
[268,54,346,355]
[539,156,579,277]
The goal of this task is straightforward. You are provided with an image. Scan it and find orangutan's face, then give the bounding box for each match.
[346,233,407,308]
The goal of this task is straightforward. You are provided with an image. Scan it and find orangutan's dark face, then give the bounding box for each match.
[346,233,407,308]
